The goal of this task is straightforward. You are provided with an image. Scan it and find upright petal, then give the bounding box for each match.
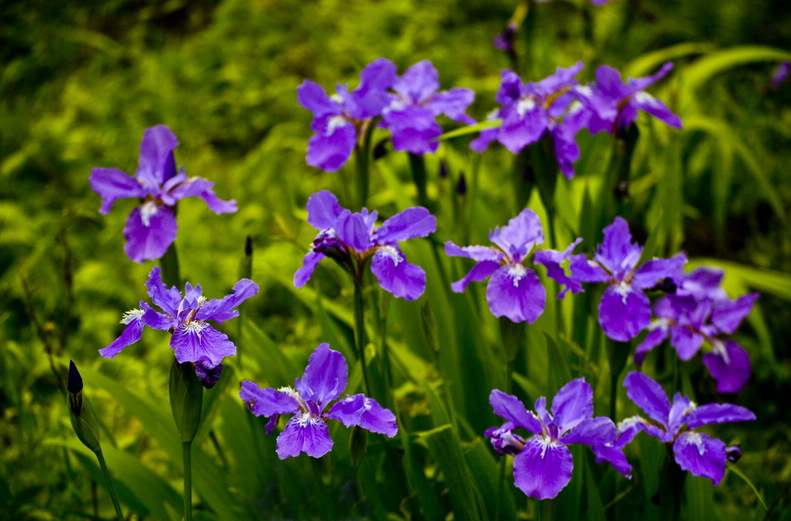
[375,207,436,244]
[306,190,345,230]
[393,60,439,103]
[513,437,574,500]
[145,266,182,318]
[352,58,398,118]
[136,125,179,186]
[486,265,545,323]
[598,285,651,341]
[123,204,177,263]
[490,209,544,259]
[673,431,727,485]
[239,380,300,417]
[489,390,543,434]
[335,210,373,251]
[551,378,593,433]
[594,217,642,278]
[295,344,347,406]
[276,414,334,459]
[326,394,398,437]
[89,168,147,214]
[297,80,338,119]
[171,322,237,367]
[623,372,671,427]
[371,246,426,300]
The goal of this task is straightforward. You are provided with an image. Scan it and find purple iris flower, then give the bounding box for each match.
[573,62,682,136]
[622,371,755,485]
[569,217,686,341]
[635,267,758,393]
[294,190,436,300]
[470,62,589,179]
[379,60,475,155]
[486,379,617,499]
[297,58,397,172]
[240,343,397,459]
[99,266,258,388]
[445,208,582,323]
[89,125,237,263]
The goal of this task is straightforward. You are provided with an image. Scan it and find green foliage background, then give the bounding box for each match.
[2,0,790,519]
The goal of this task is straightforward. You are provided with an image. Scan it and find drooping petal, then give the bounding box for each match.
[98,308,145,358]
[470,126,499,153]
[295,343,347,406]
[325,394,398,437]
[276,414,334,459]
[562,416,617,446]
[685,403,755,429]
[449,259,500,293]
[634,325,669,365]
[89,168,147,214]
[623,371,671,427]
[164,176,237,214]
[534,238,584,297]
[592,442,633,478]
[710,293,758,334]
[428,88,476,123]
[702,340,751,393]
[239,380,300,417]
[486,264,546,323]
[551,378,594,433]
[370,246,426,300]
[297,80,338,119]
[375,207,436,244]
[669,325,704,361]
[513,437,574,500]
[170,322,237,367]
[497,103,549,154]
[598,285,651,341]
[136,125,179,186]
[568,254,610,283]
[306,190,345,230]
[195,279,259,323]
[632,91,682,128]
[673,431,727,485]
[631,253,687,290]
[122,203,178,263]
[444,242,502,262]
[489,389,543,434]
[306,118,357,172]
[294,251,326,288]
[387,119,443,155]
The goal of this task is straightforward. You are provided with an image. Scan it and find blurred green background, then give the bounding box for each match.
[2,0,790,519]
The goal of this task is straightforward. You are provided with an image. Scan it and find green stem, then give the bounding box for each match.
[353,279,373,397]
[407,152,430,208]
[161,241,182,288]
[355,121,376,208]
[95,449,124,521]
[182,440,193,521]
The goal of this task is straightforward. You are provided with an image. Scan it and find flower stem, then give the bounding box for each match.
[353,279,373,397]
[355,121,376,208]
[182,440,193,521]
[161,241,181,288]
[407,152,430,209]
[95,449,124,521]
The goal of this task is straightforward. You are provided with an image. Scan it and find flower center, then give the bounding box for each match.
[377,245,402,266]
[517,97,537,118]
[326,115,349,136]
[508,264,527,287]
[140,200,159,227]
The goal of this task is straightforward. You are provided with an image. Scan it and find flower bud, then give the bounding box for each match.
[67,361,102,453]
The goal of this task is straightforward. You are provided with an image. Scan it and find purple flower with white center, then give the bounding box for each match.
[622,371,755,485]
[379,60,475,155]
[89,125,237,263]
[294,190,436,300]
[240,343,397,459]
[635,267,758,393]
[297,58,397,172]
[445,208,582,323]
[574,62,682,136]
[470,62,589,178]
[569,217,687,341]
[486,379,617,500]
[99,266,258,388]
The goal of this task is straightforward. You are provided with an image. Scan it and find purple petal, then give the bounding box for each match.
[632,253,687,289]
[626,62,674,94]
[335,210,373,251]
[489,389,543,434]
[370,246,426,300]
[634,326,669,365]
[562,416,617,446]
[486,265,546,323]
[164,176,236,214]
[136,125,179,186]
[239,380,300,417]
[449,260,500,293]
[534,62,584,98]
[497,104,549,154]
[710,293,758,334]
[444,242,502,262]
[592,442,632,478]
[598,285,651,341]
[496,69,523,105]
[171,323,237,367]
[98,309,145,358]
[470,126,499,153]
[122,204,177,263]
[195,278,259,323]
[632,92,682,128]
[295,343,347,406]
[669,325,704,361]
[375,207,436,244]
[594,217,642,279]
[485,422,526,455]
[194,361,223,388]
[393,60,439,103]
[352,58,398,118]
[569,254,611,283]
[428,88,476,123]
[489,209,544,260]
[89,168,147,214]
[534,238,584,297]
[623,371,671,426]
[325,394,398,437]
[306,119,357,172]
[702,340,751,393]
[276,414,334,459]
[297,80,338,118]
[306,190,345,230]
[673,431,727,485]
[294,251,326,288]
[385,112,442,155]
[144,266,182,318]
[551,378,594,433]
[686,403,755,429]
[513,437,574,500]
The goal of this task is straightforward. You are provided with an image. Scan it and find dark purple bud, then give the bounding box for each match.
[439,160,448,179]
[493,22,518,54]
[655,277,677,294]
[245,235,253,257]
[456,173,467,196]
[725,444,743,463]
[771,61,791,90]
[195,361,223,389]
[373,137,390,160]
[68,360,83,394]
[485,425,525,455]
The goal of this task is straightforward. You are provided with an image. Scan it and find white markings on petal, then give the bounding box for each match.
[121,308,144,324]
[685,431,706,455]
[517,97,537,118]
[710,339,731,364]
[378,245,403,266]
[183,320,209,338]
[538,435,561,458]
[633,91,653,104]
[139,200,159,227]
[575,85,593,98]
[326,115,349,135]
[508,263,527,287]
[613,281,633,302]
